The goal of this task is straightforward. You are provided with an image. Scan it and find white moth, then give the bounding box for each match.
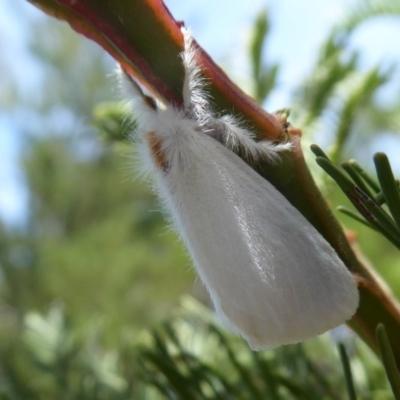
[119,31,359,350]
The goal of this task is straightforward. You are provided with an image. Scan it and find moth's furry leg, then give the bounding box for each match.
[180,30,291,162]
[209,115,292,163]
[181,29,210,121]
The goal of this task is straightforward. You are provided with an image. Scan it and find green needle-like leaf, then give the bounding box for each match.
[342,161,375,199]
[376,324,400,399]
[348,159,380,193]
[315,157,355,192]
[374,153,400,230]
[310,144,330,159]
[337,206,378,230]
[338,344,357,400]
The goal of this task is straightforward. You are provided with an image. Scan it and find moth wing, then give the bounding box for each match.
[161,133,359,350]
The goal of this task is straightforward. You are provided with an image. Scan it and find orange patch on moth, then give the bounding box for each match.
[145,131,169,171]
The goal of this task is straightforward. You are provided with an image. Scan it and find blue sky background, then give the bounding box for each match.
[1,0,400,226]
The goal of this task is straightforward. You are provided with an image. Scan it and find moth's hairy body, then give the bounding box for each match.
[120,30,359,349]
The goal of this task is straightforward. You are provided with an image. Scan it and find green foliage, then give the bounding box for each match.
[139,298,346,400]
[1,307,137,399]
[288,0,400,165]
[0,298,397,399]
[2,0,400,398]
[92,102,136,142]
[249,10,279,104]
[336,0,400,33]
[312,146,400,250]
